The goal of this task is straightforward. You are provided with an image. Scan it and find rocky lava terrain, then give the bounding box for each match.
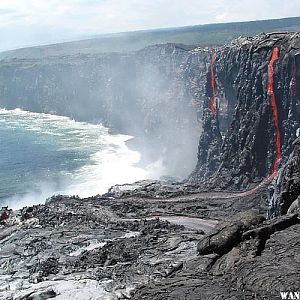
[0,177,299,299]
[0,32,300,299]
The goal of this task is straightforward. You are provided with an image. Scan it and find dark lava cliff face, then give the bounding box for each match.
[269,136,300,217]
[0,44,209,177]
[192,32,300,190]
[1,33,299,183]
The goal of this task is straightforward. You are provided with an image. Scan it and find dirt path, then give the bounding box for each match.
[150,215,218,233]
[123,215,218,233]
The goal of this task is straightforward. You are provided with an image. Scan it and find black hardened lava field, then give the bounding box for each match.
[0,31,300,299]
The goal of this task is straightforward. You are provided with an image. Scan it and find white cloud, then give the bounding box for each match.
[0,0,299,51]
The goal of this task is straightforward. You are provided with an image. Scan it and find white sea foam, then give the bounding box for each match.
[0,108,165,210]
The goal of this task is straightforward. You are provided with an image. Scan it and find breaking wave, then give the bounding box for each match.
[0,108,163,209]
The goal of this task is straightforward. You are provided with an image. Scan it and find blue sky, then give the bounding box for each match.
[0,0,299,51]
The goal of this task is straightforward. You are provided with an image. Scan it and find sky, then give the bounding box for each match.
[0,0,299,51]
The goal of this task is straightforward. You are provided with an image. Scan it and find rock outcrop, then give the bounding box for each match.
[191,33,300,190]
[133,211,300,300]
[197,209,265,255]
[269,136,300,217]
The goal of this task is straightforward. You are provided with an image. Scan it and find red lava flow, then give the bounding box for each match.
[268,47,282,174]
[234,47,282,197]
[204,48,282,198]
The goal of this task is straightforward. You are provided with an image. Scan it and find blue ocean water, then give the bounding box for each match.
[0,108,148,209]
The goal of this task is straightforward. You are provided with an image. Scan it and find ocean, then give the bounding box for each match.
[0,108,151,209]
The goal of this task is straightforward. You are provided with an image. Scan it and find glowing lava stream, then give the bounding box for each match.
[178,48,281,199]
[209,53,217,114]
[205,48,282,198]
[268,47,282,174]
[235,47,282,197]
